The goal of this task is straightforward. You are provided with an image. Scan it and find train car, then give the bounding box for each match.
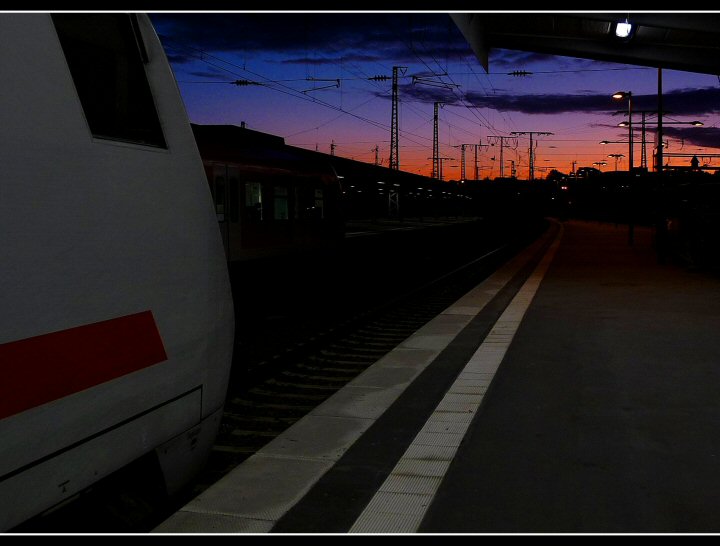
[0,14,234,530]
[331,157,475,221]
[192,124,345,261]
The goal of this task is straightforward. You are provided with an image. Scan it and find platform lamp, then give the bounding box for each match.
[617,119,703,170]
[615,19,633,39]
[612,91,632,172]
[608,153,624,171]
[618,120,703,127]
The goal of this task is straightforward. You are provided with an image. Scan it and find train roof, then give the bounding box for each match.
[192,123,335,178]
[191,123,447,187]
[191,123,285,150]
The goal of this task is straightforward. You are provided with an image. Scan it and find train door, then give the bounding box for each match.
[209,163,241,260]
[314,188,325,219]
[273,183,291,245]
[242,180,264,250]
[226,166,241,260]
[273,185,289,220]
[211,164,229,258]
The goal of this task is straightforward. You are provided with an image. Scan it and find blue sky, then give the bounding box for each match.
[149,12,720,177]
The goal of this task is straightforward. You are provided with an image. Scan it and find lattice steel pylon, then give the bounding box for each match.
[487,136,516,178]
[510,131,552,180]
[432,102,443,179]
[389,66,406,170]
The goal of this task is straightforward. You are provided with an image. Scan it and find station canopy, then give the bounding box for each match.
[451,12,720,75]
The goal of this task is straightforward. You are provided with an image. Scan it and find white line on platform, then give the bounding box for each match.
[153,223,560,534]
[349,224,563,534]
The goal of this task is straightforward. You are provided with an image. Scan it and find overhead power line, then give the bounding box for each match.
[511,131,554,180]
[450,66,655,76]
[162,39,435,151]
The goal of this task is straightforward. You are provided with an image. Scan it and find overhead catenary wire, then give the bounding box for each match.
[179,65,657,86]
[158,19,720,177]
[161,39,436,151]
[169,44,650,174]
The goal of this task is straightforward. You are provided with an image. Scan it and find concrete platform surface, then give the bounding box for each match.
[155,220,720,534]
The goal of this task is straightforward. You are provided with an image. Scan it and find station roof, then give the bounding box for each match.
[451,12,720,75]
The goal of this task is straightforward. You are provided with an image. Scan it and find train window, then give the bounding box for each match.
[52,14,166,148]
[274,186,289,220]
[294,186,323,220]
[315,189,324,219]
[245,182,263,222]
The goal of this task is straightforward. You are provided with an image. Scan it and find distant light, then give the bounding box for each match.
[692,121,704,126]
[615,21,633,38]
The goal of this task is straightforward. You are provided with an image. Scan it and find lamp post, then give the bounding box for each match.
[615,119,703,172]
[618,117,703,127]
[600,141,629,168]
[612,91,632,172]
[608,153,624,171]
[619,119,702,127]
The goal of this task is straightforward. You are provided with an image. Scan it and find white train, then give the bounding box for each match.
[0,13,234,530]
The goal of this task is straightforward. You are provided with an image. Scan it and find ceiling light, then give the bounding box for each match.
[615,21,633,38]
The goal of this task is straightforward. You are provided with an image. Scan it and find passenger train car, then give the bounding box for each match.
[192,124,345,261]
[0,14,234,530]
[193,123,479,264]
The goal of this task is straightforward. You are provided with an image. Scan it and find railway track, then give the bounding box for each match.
[184,220,542,502]
[13,218,546,533]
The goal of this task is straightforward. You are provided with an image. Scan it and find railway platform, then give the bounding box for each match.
[344,216,483,237]
[154,219,720,534]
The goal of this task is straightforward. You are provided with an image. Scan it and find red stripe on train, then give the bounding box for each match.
[0,311,167,421]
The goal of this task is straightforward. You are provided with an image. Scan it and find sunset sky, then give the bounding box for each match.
[149,12,720,180]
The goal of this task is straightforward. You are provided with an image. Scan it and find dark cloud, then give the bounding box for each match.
[280,54,385,65]
[276,46,474,66]
[652,126,720,149]
[392,83,463,105]
[150,12,470,64]
[488,49,634,72]
[166,52,195,64]
[150,13,720,128]
[387,85,617,114]
[463,91,613,114]
[489,50,563,69]
[651,87,720,116]
[380,85,720,117]
[187,68,228,79]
